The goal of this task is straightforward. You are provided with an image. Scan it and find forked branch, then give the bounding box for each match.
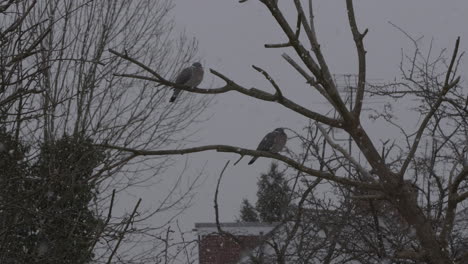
[97,143,379,190]
[110,49,342,128]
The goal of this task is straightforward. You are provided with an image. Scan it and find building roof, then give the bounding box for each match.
[195,222,278,228]
[194,222,279,236]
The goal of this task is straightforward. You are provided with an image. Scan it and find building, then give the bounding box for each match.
[194,222,277,264]
[194,206,468,263]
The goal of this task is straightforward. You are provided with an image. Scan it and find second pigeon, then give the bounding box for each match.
[248,128,287,165]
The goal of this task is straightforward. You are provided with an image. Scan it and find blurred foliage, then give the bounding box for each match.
[238,163,291,223]
[0,131,104,263]
[256,163,291,223]
[239,198,259,222]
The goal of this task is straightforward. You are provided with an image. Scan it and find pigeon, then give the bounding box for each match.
[169,62,204,103]
[248,128,287,165]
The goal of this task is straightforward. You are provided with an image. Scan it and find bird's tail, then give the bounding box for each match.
[248,157,258,165]
[169,89,180,103]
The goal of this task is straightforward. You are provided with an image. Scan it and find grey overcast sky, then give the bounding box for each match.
[146,0,468,235]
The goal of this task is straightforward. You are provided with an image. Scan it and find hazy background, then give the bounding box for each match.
[133,0,467,238]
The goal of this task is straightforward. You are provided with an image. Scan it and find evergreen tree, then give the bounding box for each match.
[32,135,104,263]
[0,133,104,263]
[0,128,35,263]
[256,163,291,222]
[239,198,259,222]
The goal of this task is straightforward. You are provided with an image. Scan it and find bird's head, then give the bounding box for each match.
[192,62,202,68]
[274,128,285,133]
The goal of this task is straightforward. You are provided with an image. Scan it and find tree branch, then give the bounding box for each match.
[292,0,352,120]
[399,37,461,177]
[97,143,379,190]
[345,0,368,118]
[317,123,375,181]
[264,13,301,49]
[281,53,337,109]
[252,65,283,99]
[214,161,241,242]
[110,49,342,128]
[106,198,142,264]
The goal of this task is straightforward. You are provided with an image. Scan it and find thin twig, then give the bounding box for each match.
[88,189,116,257]
[399,37,461,177]
[252,65,283,99]
[106,198,142,264]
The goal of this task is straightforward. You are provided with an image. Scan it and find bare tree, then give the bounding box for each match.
[105,1,468,263]
[0,0,208,263]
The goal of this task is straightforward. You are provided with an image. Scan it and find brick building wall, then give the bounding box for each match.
[198,234,260,264]
[194,222,277,264]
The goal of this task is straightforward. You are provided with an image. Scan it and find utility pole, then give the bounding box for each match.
[332,74,357,176]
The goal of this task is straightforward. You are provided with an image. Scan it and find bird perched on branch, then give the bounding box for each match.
[169,62,204,103]
[248,128,287,165]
